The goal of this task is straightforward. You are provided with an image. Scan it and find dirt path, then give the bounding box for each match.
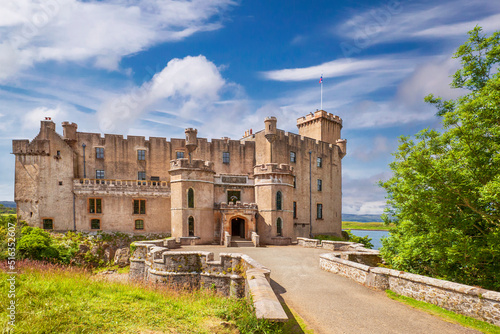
[182,245,480,334]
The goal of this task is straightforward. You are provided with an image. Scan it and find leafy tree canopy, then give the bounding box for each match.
[380,27,500,291]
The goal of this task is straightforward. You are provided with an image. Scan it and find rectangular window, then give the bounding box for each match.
[293,201,297,219]
[137,149,146,160]
[317,179,322,191]
[290,151,296,163]
[135,219,144,230]
[133,199,146,214]
[150,176,160,181]
[96,170,105,179]
[91,219,100,230]
[96,147,104,159]
[176,151,184,159]
[89,198,102,214]
[43,219,53,230]
[222,152,230,164]
[317,203,323,219]
[317,157,322,168]
[138,171,146,180]
[293,176,296,188]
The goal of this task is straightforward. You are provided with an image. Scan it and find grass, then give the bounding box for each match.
[280,302,314,334]
[386,290,500,334]
[342,221,394,231]
[0,260,281,333]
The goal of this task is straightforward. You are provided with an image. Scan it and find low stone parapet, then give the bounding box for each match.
[270,237,291,246]
[320,253,500,326]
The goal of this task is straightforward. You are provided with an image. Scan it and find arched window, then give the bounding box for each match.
[188,188,194,208]
[188,216,194,236]
[276,217,282,236]
[276,191,282,210]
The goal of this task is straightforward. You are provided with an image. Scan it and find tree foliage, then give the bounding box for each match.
[380,27,500,291]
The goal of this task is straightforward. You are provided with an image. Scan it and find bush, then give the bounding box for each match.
[345,230,374,249]
[17,227,60,261]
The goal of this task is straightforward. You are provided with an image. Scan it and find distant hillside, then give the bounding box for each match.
[0,201,15,208]
[342,214,383,222]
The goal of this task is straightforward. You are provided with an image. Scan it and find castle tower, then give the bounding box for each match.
[169,159,215,244]
[296,110,343,146]
[254,163,294,245]
[264,116,277,163]
[185,128,198,161]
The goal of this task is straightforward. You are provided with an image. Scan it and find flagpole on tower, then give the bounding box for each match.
[319,74,323,110]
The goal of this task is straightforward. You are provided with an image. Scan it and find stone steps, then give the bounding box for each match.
[231,240,255,247]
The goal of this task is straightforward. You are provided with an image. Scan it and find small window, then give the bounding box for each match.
[96,147,104,159]
[188,216,194,236]
[56,150,61,156]
[222,152,230,164]
[176,151,184,159]
[137,150,146,161]
[227,190,241,204]
[293,176,296,188]
[317,157,322,168]
[188,188,194,208]
[96,170,105,179]
[290,151,296,163]
[317,203,323,219]
[89,198,102,214]
[58,181,63,186]
[276,217,282,236]
[43,219,53,230]
[150,176,160,181]
[133,199,146,214]
[293,201,297,219]
[276,191,282,211]
[135,219,144,230]
[317,179,322,191]
[138,171,146,180]
[91,219,100,230]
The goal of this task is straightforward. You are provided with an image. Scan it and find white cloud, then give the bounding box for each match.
[22,105,68,130]
[97,55,227,134]
[0,0,236,80]
[342,172,391,214]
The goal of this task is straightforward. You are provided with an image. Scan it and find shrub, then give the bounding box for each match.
[345,230,374,249]
[17,227,60,261]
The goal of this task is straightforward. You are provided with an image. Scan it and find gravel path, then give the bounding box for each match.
[182,245,480,334]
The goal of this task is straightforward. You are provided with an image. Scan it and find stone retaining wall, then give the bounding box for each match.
[320,253,500,326]
[129,239,287,322]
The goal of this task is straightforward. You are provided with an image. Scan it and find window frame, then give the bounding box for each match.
[222,151,230,164]
[138,171,146,180]
[137,149,146,161]
[96,170,105,179]
[317,179,322,191]
[276,191,282,211]
[227,190,241,204]
[293,201,297,219]
[135,219,144,230]
[317,157,322,168]
[317,203,323,219]
[290,151,296,163]
[42,218,53,230]
[276,217,282,236]
[96,147,104,159]
[188,216,195,236]
[90,218,101,230]
[176,151,185,159]
[133,199,146,215]
[88,198,102,214]
[188,188,194,208]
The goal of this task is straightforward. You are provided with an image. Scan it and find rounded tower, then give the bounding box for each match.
[264,117,277,143]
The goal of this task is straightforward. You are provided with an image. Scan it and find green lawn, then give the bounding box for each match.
[342,221,394,231]
[0,261,281,333]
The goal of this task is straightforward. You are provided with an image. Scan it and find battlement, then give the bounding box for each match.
[253,163,293,175]
[296,110,342,127]
[12,139,50,156]
[169,158,214,172]
[219,202,258,210]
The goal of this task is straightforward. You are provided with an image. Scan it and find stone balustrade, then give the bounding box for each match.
[73,178,170,196]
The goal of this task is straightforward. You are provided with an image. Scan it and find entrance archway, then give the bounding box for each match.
[231,217,246,238]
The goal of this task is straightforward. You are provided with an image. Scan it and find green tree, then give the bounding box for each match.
[380,27,500,291]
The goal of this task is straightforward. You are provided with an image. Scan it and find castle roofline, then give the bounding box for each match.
[296,109,342,127]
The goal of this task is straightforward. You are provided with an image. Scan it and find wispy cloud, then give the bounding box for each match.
[0,0,236,80]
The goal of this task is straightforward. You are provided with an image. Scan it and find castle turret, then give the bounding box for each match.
[264,117,277,143]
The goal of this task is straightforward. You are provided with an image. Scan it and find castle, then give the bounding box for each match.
[12,110,346,245]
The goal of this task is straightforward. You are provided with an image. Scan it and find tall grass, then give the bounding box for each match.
[0,260,281,333]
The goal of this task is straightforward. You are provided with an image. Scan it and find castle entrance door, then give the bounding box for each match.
[231,217,245,239]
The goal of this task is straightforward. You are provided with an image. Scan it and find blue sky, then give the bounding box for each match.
[0,0,499,214]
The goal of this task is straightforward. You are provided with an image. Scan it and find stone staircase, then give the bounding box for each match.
[230,238,255,247]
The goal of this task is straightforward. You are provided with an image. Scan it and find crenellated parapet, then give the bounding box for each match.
[219,202,258,210]
[169,158,215,172]
[253,163,294,176]
[12,139,50,156]
[296,109,343,127]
